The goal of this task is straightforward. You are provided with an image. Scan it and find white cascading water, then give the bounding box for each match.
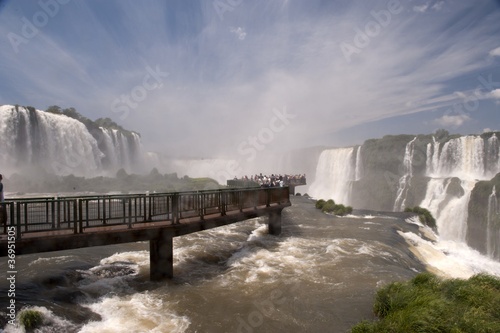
[0,105,145,176]
[308,146,361,205]
[354,146,363,181]
[487,186,499,259]
[393,137,417,211]
[420,135,499,242]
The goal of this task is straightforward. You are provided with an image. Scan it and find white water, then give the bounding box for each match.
[487,186,499,259]
[0,105,146,176]
[400,215,500,279]
[308,147,360,204]
[393,137,417,211]
[420,135,499,243]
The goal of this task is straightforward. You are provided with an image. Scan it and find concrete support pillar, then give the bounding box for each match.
[150,234,173,280]
[268,210,282,235]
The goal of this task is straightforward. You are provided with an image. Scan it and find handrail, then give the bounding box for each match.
[0,187,290,239]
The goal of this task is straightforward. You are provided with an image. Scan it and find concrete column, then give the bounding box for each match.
[268,210,282,235]
[150,235,173,280]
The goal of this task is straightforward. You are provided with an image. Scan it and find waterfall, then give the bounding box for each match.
[98,128,143,173]
[309,147,358,205]
[354,146,363,181]
[393,137,417,211]
[420,135,499,242]
[487,186,499,259]
[0,105,145,176]
[426,136,486,180]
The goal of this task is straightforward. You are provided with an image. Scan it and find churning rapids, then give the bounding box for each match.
[2,196,500,332]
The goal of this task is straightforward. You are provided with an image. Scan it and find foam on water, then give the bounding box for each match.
[79,293,190,333]
[400,220,500,279]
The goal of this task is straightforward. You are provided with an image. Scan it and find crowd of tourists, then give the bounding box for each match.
[233,173,306,188]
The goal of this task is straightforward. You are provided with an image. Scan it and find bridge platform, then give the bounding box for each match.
[0,187,290,280]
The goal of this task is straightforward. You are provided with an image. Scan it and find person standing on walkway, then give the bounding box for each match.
[0,174,6,227]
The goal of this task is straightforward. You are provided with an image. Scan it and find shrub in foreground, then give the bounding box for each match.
[350,272,500,332]
[19,309,44,329]
[404,206,437,230]
[315,199,353,216]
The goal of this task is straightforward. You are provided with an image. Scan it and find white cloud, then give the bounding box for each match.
[431,1,445,11]
[490,89,500,99]
[490,46,500,56]
[433,114,471,127]
[230,27,247,40]
[413,3,429,13]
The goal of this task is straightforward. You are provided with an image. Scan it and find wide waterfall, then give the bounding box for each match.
[309,133,500,259]
[420,135,500,242]
[0,105,145,176]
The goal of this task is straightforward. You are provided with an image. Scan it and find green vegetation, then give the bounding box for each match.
[19,309,43,330]
[315,199,326,209]
[45,105,139,139]
[315,199,353,216]
[404,206,437,230]
[5,168,221,195]
[350,272,500,333]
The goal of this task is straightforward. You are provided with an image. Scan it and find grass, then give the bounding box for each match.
[19,309,44,330]
[350,272,500,333]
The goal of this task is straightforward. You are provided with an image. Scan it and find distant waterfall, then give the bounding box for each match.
[487,186,499,259]
[0,105,145,176]
[98,128,143,173]
[309,147,361,205]
[393,137,417,211]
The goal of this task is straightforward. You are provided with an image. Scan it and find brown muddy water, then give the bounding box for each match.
[0,195,466,332]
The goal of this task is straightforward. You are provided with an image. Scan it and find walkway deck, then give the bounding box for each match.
[0,187,290,280]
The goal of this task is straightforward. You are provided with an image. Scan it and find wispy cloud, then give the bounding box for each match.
[1,0,499,157]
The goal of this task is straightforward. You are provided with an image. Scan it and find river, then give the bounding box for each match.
[1,195,500,332]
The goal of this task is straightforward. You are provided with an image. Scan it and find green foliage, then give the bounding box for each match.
[351,273,500,333]
[6,169,222,194]
[45,105,139,139]
[404,206,436,230]
[19,309,43,329]
[315,199,326,209]
[315,198,353,216]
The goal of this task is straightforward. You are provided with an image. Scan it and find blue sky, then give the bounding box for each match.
[1,0,500,158]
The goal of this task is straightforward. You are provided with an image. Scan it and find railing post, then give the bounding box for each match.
[78,199,83,233]
[172,193,179,224]
[73,200,78,234]
[199,192,204,220]
[220,189,226,216]
[103,198,107,225]
[24,203,28,232]
[266,188,271,207]
[16,202,21,240]
[128,197,132,229]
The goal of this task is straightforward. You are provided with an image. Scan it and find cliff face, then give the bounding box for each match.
[309,131,500,259]
[467,173,500,258]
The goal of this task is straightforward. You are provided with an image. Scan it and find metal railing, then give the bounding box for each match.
[1,187,290,239]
